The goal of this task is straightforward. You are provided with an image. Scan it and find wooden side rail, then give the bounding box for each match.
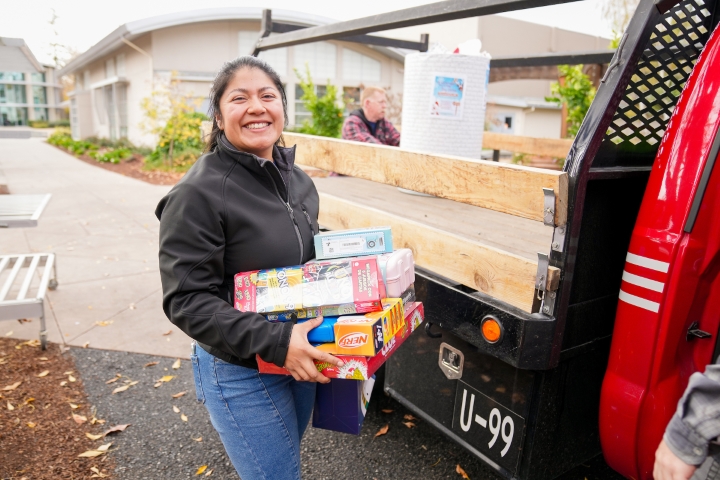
[285,132,568,226]
[482,132,573,160]
[319,193,560,313]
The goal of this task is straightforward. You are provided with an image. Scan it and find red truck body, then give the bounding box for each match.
[600,18,720,479]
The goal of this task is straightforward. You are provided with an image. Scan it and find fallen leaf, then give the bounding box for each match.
[7,401,14,411]
[173,405,180,413]
[5,331,12,336]
[39,357,48,360]
[144,361,159,367]
[193,436,203,442]
[381,409,393,413]
[2,381,21,391]
[83,342,90,348]
[172,359,181,370]
[37,370,50,377]
[68,375,76,383]
[404,414,418,421]
[105,377,120,384]
[73,414,88,424]
[162,330,172,336]
[159,375,175,383]
[196,465,208,475]
[86,432,104,440]
[64,370,74,375]
[402,421,416,428]
[374,424,389,438]
[78,450,104,458]
[69,403,80,409]
[26,422,36,428]
[421,445,427,450]
[103,424,130,435]
[96,442,112,452]
[60,381,67,387]
[112,385,129,394]
[456,464,470,479]
[205,469,213,477]
[95,321,113,327]
[431,458,442,467]
[181,413,188,422]
[127,381,139,386]
[90,466,109,478]
[172,391,187,398]
[153,382,162,388]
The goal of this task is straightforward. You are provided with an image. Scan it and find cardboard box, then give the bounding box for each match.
[315,298,405,356]
[312,376,375,435]
[314,227,393,260]
[257,302,425,380]
[234,258,384,318]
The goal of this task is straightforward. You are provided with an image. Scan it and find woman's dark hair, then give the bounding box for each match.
[205,56,288,153]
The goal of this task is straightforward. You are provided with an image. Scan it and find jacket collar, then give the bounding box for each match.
[349,108,382,132]
[217,133,297,176]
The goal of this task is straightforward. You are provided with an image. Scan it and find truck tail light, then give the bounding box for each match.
[481,316,503,344]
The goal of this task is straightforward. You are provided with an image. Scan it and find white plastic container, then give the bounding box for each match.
[377,249,415,298]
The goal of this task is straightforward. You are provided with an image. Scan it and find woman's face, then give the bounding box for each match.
[217,67,284,160]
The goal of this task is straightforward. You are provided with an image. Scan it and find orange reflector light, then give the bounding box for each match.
[481,317,502,344]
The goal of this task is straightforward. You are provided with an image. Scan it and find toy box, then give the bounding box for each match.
[314,227,393,260]
[315,298,405,356]
[234,257,384,318]
[312,375,375,435]
[298,316,338,343]
[377,249,415,298]
[257,302,425,380]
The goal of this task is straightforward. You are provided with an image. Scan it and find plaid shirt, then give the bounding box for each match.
[664,362,720,466]
[342,110,400,147]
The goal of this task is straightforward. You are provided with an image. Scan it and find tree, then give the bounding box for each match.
[294,66,345,138]
[140,73,206,168]
[601,0,641,46]
[546,65,597,138]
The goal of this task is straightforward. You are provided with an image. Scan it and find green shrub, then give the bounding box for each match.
[295,66,345,138]
[49,120,70,128]
[29,120,50,128]
[144,111,206,170]
[546,65,596,138]
[89,148,133,164]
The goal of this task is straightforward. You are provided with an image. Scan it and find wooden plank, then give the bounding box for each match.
[481,132,573,159]
[286,132,568,225]
[319,193,560,314]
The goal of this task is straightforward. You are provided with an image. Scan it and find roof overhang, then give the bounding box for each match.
[0,37,44,73]
[58,7,406,77]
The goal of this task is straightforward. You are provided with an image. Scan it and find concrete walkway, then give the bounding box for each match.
[0,138,193,358]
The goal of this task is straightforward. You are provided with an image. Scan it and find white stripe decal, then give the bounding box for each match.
[619,289,660,313]
[626,252,670,273]
[622,270,665,293]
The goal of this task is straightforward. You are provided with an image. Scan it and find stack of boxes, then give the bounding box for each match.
[233,226,424,435]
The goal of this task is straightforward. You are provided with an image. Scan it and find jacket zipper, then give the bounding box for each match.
[300,204,317,235]
[268,170,304,264]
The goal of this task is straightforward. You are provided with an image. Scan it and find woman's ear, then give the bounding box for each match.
[215,115,224,130]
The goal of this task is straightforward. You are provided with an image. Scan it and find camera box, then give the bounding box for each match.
[314,227,393,260]
[256,302,425,380]
[312,375,375,435]
[234,257,384,318]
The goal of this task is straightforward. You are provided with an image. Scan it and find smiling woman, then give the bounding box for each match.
[156,56,342,480]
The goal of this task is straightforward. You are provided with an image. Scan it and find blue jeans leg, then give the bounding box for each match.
[191,344,316,480]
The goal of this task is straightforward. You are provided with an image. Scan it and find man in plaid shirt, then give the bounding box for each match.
[342,86,400,146]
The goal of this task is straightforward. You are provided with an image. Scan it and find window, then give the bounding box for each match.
[105,58,115,78]
[0,106,28,126]
[294,42,336,80]
[116,54,126,77]
[34,107,49,121]
[30,72,46,83]
[342,49,381,83]
[294,83,326,126]
[0,72,24,81]
[238,31,288,76]
[32,86,47,105]
[0,84,27,104]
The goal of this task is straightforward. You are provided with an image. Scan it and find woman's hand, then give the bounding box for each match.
[284,316,344,384]
[653,439,698,480]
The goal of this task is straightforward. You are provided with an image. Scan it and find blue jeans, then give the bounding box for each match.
[191,343,316,479]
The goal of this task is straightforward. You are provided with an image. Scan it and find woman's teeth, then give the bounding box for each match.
[246,123,269,129]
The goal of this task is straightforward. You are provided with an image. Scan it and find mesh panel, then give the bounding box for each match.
[603,0,715,150]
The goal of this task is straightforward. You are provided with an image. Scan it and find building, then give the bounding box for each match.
[58,8,405,146]
[59,8,612,145]
[0,37,66,126]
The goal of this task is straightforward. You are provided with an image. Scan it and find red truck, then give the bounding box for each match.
[256,0,720,477]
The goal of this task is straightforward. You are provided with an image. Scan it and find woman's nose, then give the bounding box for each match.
[247,96,266,114]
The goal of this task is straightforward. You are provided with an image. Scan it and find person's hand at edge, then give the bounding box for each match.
[284,316,344,384]
[654,439,698,480]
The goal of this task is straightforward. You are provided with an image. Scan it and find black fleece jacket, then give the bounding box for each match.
[155,136,319,368]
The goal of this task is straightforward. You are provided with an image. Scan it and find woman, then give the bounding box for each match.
[155,56,342,479]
